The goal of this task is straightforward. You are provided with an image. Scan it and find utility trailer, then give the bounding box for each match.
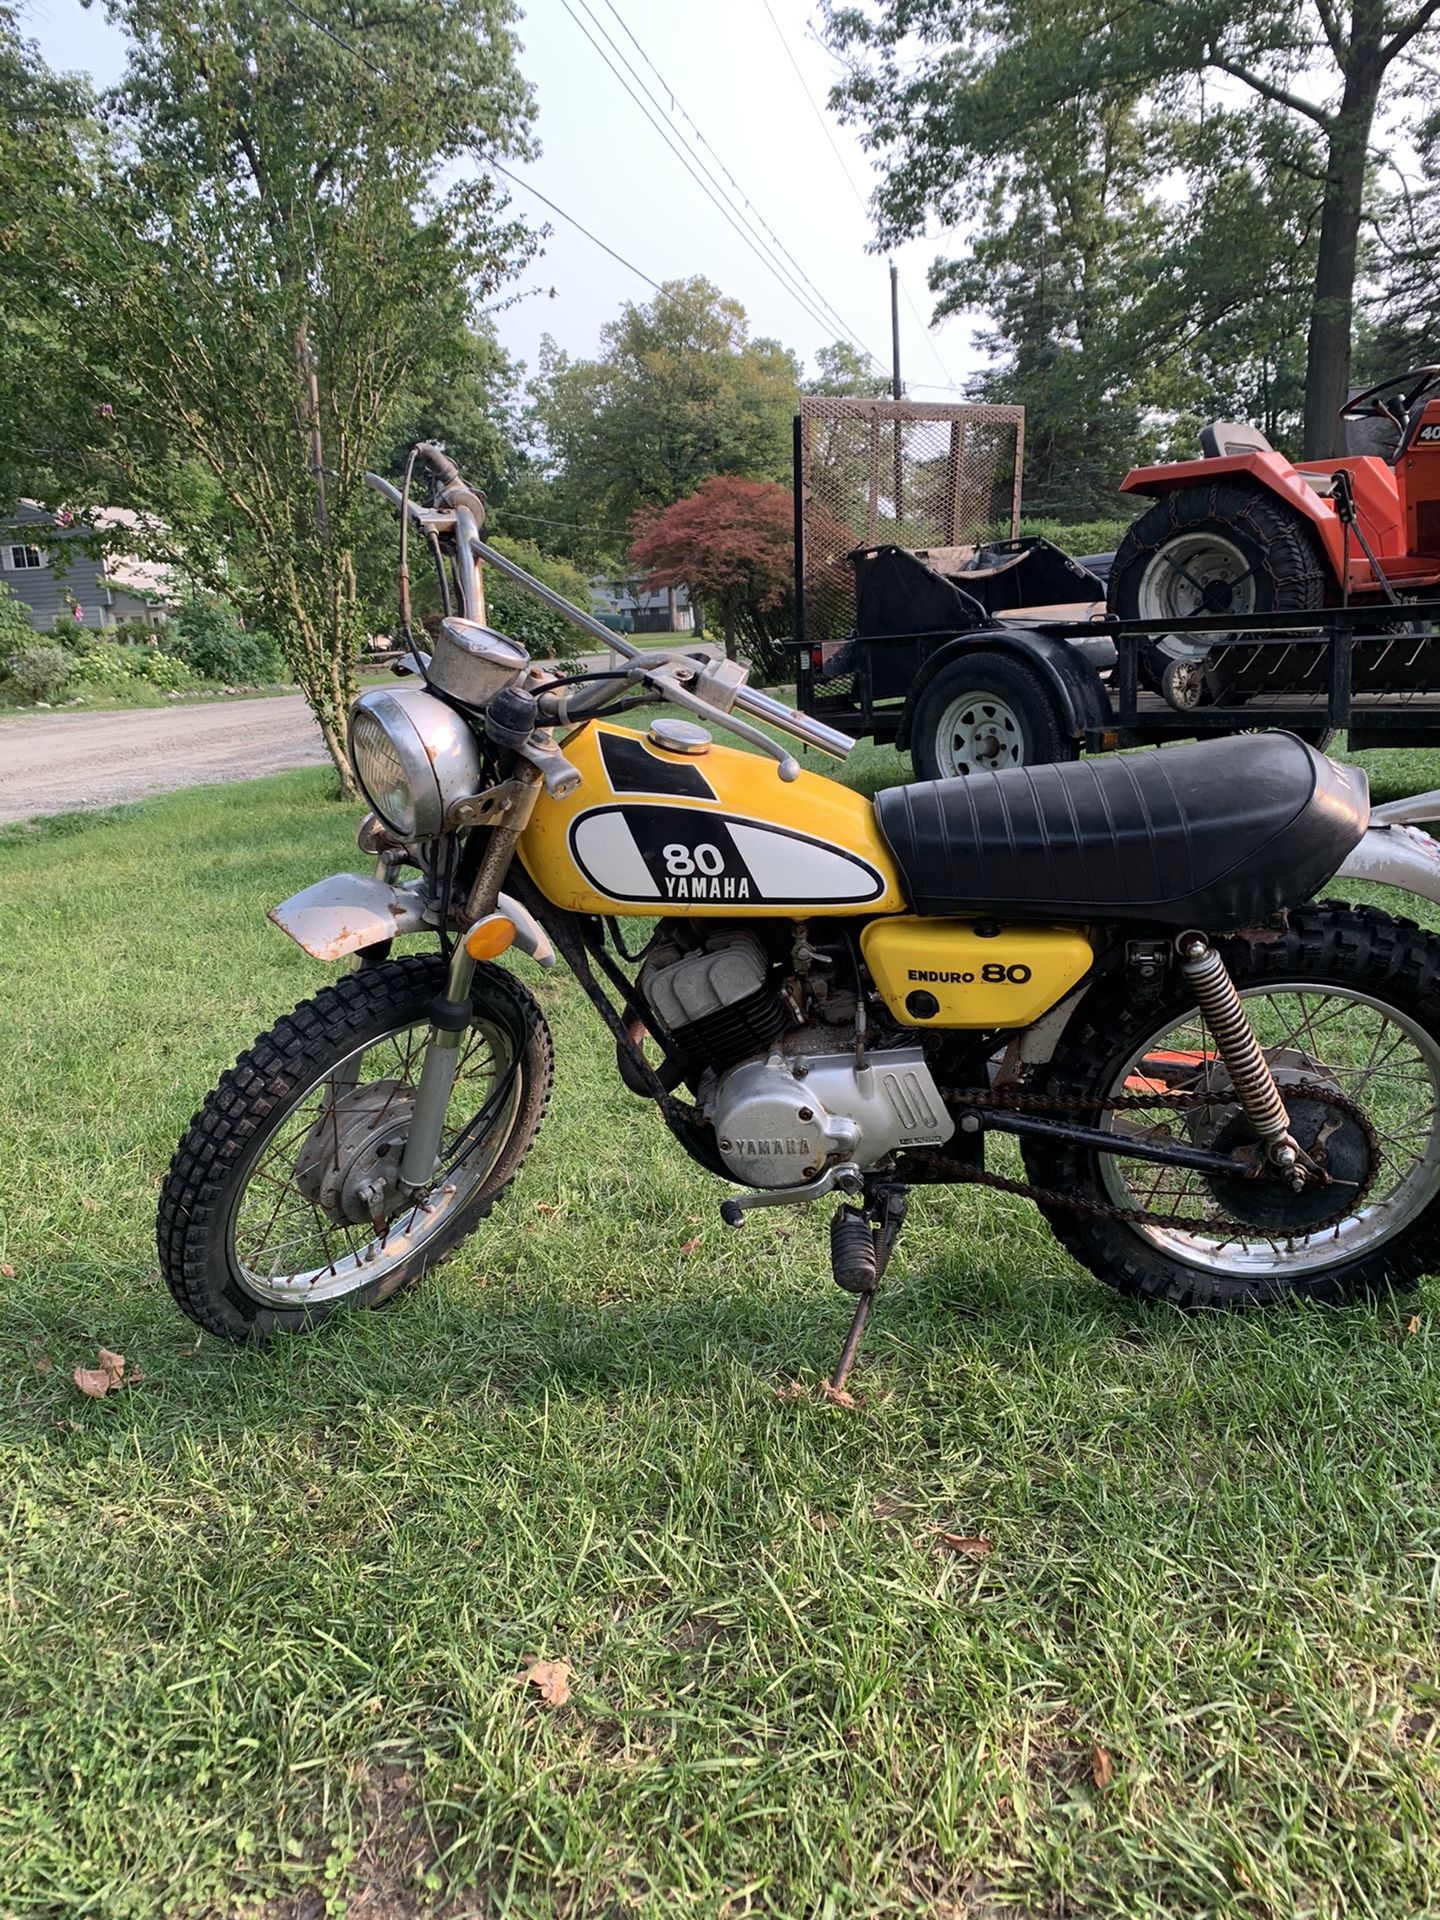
[791,398,1440,773]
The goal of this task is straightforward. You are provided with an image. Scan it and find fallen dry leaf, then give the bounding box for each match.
[522,1657,572,1707]
[680,1236,701,1256]
[34,1356,53,1377]
[0,1262,14,1278]
[1091,1745,1114,1790]
[72,1348,141,1399]
[1408,1315,1422,1335]
[535,1202,558,1216]
[774,1381,807,1401]
[935,1532,994,1559]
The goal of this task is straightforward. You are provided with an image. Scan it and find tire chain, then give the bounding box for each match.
[903,1078,1382,1239]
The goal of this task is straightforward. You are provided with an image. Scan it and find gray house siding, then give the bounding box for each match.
[0,503,164,632]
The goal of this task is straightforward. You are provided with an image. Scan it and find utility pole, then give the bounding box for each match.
[889,259,904,521]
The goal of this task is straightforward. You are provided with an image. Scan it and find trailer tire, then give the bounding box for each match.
[910,652,1078,780]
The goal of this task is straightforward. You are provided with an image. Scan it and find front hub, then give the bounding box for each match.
[292,1079,418,1225]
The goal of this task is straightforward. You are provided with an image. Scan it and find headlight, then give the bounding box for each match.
[348,687,482,837]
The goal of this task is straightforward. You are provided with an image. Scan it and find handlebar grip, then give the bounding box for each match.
[414,441,462,486]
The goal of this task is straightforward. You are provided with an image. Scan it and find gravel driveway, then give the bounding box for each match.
[0,692,331,824]
[0,647,715,825]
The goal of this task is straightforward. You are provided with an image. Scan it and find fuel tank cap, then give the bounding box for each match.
[648,717,712,755]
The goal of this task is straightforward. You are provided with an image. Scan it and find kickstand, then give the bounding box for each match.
[828,1181,908,1394]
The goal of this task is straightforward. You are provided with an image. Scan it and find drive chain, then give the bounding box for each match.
[904,1079,1382,1239]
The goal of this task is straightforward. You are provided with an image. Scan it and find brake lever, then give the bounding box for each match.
[516,731,583,799]
[641,663,800,781]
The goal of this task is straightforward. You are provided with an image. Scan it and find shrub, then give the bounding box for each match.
[168,594,282,683]
[0,580,36,662]
[481,537,593,660]
[10,644,73,703]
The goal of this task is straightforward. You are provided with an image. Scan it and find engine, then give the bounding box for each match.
[639,931,954,1188]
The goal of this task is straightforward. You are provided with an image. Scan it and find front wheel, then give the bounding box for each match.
[1021,905,1440,1308]
[910,652,1077,780]
[158,955,553,1339]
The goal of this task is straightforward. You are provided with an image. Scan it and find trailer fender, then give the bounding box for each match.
[896,628,1113,751]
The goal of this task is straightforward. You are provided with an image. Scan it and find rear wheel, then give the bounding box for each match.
[1110,483,1328,703]
[910,652,1077,780]
[1021,905,1440,1308]
[158,955,553,1340]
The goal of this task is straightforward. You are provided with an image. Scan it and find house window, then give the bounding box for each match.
[3,544,46,571]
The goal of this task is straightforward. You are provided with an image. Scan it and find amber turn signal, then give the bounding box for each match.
[464,914,516,961]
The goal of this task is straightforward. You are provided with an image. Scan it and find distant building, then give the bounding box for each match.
[591,576,694,636]
[0,503,178,631]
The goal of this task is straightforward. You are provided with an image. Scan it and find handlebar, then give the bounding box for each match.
[364,463,855,770]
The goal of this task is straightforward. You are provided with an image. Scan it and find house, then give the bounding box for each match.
[1,502,178,631]
[591,576,694,636]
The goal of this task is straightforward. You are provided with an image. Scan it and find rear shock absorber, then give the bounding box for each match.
[1174,932,1302,1184]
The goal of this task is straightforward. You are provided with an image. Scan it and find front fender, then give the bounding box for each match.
[1334,822,1440,909]
[269,872,555,966]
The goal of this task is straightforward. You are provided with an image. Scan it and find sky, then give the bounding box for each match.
[18,0,983,392]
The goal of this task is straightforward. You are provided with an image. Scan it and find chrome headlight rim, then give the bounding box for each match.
[348,687,482,839]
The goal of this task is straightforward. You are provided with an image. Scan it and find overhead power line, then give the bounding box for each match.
[559,0,887,369]
[592,0,883,365]
[758,0,961,392]
[286,0,662,292]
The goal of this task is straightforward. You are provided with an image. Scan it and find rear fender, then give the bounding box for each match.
[1118,449,1393,578]
[1334,822,1440,908]
[897,628,1112,751]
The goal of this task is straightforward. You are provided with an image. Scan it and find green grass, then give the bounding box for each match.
[6,744,1440,1918]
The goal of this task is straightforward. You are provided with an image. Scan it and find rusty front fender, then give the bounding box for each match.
[268,872,555,966]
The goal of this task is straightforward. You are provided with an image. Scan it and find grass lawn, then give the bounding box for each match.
[6,738,1440,1918]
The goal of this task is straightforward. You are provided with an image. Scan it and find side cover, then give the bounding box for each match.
[517,722,907,918]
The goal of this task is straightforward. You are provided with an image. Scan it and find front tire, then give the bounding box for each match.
[1021,905,1440,1308]
[910,651,1077,780]
[158,955,553,1340]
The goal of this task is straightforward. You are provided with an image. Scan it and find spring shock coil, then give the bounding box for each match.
[1174,931,1303,1184]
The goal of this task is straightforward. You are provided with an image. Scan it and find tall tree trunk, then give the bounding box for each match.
[1302,42,1384,458]
[723,598,736,661]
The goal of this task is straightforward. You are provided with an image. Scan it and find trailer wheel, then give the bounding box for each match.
[910,653,1078,780]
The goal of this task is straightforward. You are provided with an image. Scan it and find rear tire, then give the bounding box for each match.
[1020,905,1440,1309]
[1109,483,1328,700]
[910,652,1077,781]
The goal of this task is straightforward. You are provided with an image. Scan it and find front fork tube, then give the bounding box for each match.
[400,763,543,1192]
[399,942,477,1190]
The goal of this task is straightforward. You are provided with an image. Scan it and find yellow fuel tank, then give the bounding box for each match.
[862,918,1095,1028]
[518,721,907,918]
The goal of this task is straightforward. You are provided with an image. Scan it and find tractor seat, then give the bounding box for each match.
[1199,420,1276,459]
[873,734,1369,930]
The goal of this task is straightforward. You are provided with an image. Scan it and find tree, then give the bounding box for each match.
[14,0,536,788]
[531,279,800,564]
[804,340,890,396]
[827,0,1440,457]
[630,477,795,682]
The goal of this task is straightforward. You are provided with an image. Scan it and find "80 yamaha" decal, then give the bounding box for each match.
[568,804,887,906]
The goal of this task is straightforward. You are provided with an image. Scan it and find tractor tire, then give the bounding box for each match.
[1109,483,1328,700]
[909,652,1077,780]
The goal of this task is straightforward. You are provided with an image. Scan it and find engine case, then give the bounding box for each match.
[710,1047,954,1188]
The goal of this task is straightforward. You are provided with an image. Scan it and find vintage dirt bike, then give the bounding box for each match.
[159,446,1440,1387]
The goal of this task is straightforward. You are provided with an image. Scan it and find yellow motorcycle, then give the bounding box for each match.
[159,446,1440,1386]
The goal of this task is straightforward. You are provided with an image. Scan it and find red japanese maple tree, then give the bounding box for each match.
[630,475,795,679]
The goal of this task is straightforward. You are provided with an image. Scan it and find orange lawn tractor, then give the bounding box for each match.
[1107,364,1440,710]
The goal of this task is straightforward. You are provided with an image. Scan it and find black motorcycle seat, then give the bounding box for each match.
[874,734,1369,930]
